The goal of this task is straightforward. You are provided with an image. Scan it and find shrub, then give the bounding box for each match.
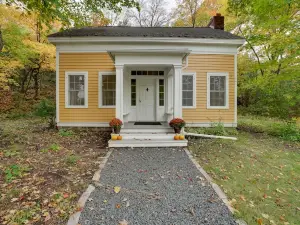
[34,99,55,128]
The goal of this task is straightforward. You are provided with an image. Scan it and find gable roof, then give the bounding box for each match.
[48,26,243,40]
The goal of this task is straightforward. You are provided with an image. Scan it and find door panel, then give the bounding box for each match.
[138,79,155,121]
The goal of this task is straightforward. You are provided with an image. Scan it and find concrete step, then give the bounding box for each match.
[119,133,176,140]
[108,139,188,148]
[121,128,173,133]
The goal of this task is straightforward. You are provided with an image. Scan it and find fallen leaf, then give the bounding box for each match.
[116,203,121,209]
[119,219,128,225]
[10,198,18,202]
[103,200,107,203]
[240,195,246,201]
[114,186,121,194]
[263,194,267,199]
[257,218,263,225]
[262,213,269,219]
[63,193,69,198]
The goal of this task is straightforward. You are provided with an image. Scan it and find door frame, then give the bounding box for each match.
[128,73,166,122]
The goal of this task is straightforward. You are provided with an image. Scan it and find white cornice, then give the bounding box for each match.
[48,36,245,46]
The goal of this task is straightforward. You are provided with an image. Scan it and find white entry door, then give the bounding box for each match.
[137,79,155,121]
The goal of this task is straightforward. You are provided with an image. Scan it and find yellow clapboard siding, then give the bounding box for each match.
[59,52,115,122]
[182,54,235,123]
[59,53,235,124]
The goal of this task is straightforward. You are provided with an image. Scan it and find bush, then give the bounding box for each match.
[238,116,300,141]
[34,99,55,128]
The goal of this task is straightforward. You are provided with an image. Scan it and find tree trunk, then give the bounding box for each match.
[33,72,39,99]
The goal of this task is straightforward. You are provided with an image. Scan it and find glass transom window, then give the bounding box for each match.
[131,70,164,76]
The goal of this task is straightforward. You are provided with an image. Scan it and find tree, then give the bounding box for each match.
[227,0,300,118]
[128,0,171,27]
[173,0,228,27]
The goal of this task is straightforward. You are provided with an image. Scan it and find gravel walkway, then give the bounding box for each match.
[79,147,236,225]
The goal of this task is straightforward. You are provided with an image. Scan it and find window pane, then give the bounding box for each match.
[159,99,164,106]
[159,71,164,76]
[131,79,136,106]
[159,80,164,85]
[182,75,194,107]
[131,71,136,75]
[210,76,226,107]
[68,75,85,106]
[102,75,116,106]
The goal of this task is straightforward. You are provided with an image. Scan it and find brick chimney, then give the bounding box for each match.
[208,13,224,30]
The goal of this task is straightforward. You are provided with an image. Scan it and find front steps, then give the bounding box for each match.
[108,128,188,147]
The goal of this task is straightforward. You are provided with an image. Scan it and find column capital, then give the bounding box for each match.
[173,65,182,69]
[115,64,124,69]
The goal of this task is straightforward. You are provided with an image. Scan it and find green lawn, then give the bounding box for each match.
[188,131,300,225]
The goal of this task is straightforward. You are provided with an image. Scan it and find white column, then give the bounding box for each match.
[115,65,124,122]
[167,69,174,122]
[173,65,182,118]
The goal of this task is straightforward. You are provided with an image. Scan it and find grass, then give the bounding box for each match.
[188,130,300,225]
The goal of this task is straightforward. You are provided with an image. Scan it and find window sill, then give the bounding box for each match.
[65,105,88,109]
[207,106,229,109]
[183,106,196,109]
[98,106,116,108]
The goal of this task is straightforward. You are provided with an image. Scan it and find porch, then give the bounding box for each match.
[107,50,189,147]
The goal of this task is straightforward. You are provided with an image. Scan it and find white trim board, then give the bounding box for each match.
[65,71,88,108]
[49,36,245,45]
[234,54,238,125]
[98,71,116,108]
[57,122,110,127]
[206,72,229,109]
[186,122,237,128]
[57,122,237,128]
[56,51,59,123]
[55,43,239,55]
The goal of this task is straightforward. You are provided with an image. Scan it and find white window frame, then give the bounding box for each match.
[98,71,116,108]
[65,71,88,108]
[207,72,229,109]
[182,72,196,109]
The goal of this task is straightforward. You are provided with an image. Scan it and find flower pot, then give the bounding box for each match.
[174,127,181,134]
[113,127,121,134]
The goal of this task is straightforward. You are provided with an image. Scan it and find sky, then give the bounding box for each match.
[166,0,177,12]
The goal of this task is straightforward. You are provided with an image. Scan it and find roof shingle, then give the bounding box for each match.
[48,26,243,39]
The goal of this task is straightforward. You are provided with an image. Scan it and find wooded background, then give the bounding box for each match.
[0,0,299,119]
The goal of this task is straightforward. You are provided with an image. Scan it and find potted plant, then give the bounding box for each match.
[109,118,123,134]
[169,118,186,134]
